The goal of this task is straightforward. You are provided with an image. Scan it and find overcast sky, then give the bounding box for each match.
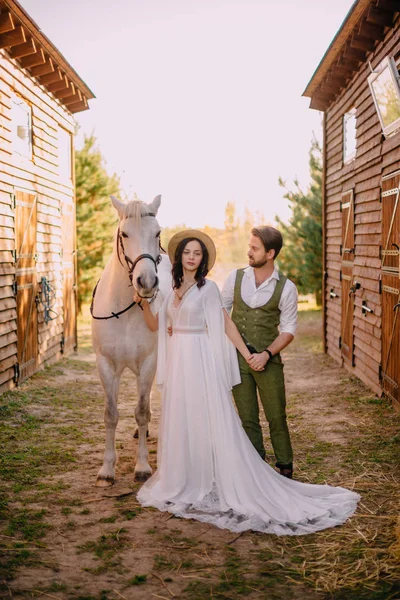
[22,0,354,228]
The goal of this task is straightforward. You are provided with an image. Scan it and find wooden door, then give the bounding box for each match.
[61,199,77,353]
[380,172,400,409]
[340,190,355,366]
[14,191,38,382]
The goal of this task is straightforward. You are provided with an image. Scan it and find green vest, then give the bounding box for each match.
[232,269,287,363]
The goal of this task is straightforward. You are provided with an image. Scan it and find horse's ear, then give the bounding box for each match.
[110,195,125,217]
[148,194,161,215]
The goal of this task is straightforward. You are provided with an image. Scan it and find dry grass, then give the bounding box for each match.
[0,307,398,600]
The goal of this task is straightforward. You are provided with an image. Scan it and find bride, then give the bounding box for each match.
[135,229,359,535]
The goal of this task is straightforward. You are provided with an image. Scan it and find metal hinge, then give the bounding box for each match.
[340,270,342,282]
[60,334,65,354]
[12,280,18,296]
[379,365,382,382]
[10,249,17,263]
[339,336,342,349]
[10,194,16,210]
[13,363,20,384]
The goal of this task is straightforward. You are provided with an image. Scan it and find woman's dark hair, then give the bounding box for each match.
[251,226,283,259]
[172,237,209,289]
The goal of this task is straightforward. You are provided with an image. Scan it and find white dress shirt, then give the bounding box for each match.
[221,266,298,336]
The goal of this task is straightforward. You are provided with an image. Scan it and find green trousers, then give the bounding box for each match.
[232,355,293,467]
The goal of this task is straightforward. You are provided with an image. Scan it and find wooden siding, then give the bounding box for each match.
[0,47,77,393]
[324,13,400,397]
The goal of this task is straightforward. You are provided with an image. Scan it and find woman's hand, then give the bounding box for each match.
[247,353,267,371]
[133,293,148,307]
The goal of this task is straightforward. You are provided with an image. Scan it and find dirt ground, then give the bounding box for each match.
[0,308,399,600]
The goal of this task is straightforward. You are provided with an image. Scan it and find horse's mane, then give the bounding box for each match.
[119,200,153,223]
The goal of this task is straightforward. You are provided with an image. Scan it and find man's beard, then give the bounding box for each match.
[249,257,268,269]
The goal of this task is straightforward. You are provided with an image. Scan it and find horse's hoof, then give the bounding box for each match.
[134,471,152,482]
[96,476,115,487]
[133,429,149,439]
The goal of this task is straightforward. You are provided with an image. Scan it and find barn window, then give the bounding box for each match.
[11,96,32,159]
[58,127,72,181]
[368,56,400,138]
[343,108,357,164]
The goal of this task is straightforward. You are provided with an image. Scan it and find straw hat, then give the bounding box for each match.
[167,229,216,270]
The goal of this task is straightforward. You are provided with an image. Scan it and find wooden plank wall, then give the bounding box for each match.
[324,13,400,395]
[0,48,76,393]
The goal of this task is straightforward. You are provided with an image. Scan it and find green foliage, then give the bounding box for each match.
[75,134,120,308]
[275,139,323,305]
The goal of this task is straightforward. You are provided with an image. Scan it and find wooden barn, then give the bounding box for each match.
[303,0,400,409]
[0,0,94,393]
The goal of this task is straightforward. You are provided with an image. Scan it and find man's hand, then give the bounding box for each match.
[247,352,268,371]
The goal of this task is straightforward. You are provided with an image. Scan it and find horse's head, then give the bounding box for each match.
[111,194,162,298]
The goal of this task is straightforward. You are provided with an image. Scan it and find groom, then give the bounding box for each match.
[221,226,297,478]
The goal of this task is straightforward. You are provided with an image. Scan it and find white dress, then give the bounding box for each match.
[137,280,360,535]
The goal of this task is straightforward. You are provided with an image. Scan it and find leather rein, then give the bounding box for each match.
[90,213,163,321]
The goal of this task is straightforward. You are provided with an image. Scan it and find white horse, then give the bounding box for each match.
[91,195,171,486]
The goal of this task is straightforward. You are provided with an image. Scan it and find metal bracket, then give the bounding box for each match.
[60,334,65,354]
[339,336,342,349]
[349,282,361,295]
[10,194,16,210]
[330,289,339,299]
[12,280,18,296]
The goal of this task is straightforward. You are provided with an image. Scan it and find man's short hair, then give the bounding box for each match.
[251,226,283,259]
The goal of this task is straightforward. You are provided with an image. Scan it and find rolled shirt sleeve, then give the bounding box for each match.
[220,270,237,314]
[279,280,298,336]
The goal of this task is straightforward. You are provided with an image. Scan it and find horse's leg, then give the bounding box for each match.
[96,356,121,487]
[134,369,153,482]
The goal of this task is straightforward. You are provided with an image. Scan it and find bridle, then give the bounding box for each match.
[116,214,162,285]
[91,214,164,320]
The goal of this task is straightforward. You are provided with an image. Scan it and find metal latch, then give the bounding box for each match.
[362,301,374,315]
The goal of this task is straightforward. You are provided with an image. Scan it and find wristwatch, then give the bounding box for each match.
[265,349,273,360]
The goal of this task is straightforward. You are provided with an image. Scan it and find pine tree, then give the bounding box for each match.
[75,134,121,308]
[275,139,323,305]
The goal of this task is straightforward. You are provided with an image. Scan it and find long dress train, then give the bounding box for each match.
[137,280,360,536]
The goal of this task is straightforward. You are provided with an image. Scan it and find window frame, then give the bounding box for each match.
[343,107,357,165]
[11,95,33,160]
[368,56,400,138]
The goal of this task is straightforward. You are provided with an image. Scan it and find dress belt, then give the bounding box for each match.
[172,328,206,335]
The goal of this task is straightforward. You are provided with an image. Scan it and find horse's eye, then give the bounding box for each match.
[121,232,128,239]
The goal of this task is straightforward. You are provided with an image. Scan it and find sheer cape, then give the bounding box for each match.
[156,281,240,391]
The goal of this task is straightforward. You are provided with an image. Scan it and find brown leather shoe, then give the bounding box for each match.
[279,466,293,479]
